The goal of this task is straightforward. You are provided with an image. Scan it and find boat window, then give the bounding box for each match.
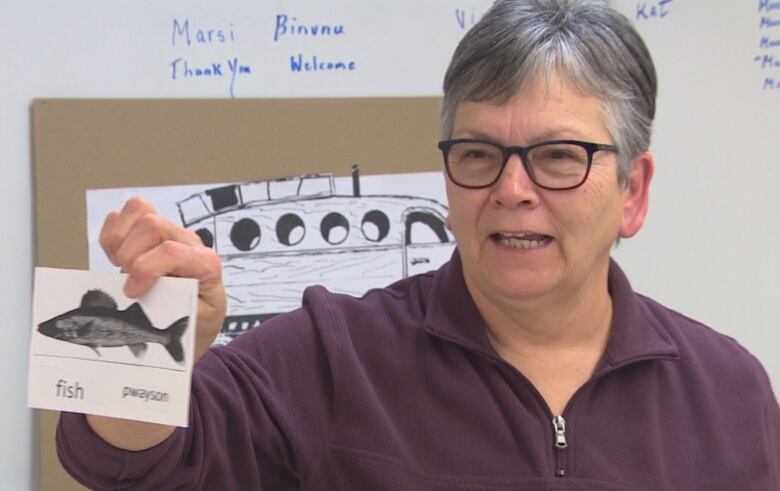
[361,210,390,242]
[206,185,241,212]
[276,213,306,246]
[230,218,261,251]
[405,212,449,245]
[195,228,214,248]
[320,212,349,245]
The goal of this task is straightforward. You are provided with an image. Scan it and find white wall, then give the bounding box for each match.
[1,1,777,488]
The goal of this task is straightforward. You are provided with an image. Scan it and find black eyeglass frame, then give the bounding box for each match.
[438,138,618,191]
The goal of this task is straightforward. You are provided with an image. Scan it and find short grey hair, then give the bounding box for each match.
[441,0,657,183]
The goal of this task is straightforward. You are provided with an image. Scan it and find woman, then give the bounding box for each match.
[58,0,779,489]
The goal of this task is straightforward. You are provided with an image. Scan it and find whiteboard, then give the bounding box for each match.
[1,1,778,488]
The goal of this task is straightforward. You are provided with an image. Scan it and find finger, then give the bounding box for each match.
[114,214,203,271]
[123,240,223,299]
[100,197,158,266]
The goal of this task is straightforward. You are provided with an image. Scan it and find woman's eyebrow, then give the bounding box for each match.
[451,129,498,140]
[525,126,592,142]
[453,126,593,145]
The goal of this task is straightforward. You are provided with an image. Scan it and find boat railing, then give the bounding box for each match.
[177,173,336,227]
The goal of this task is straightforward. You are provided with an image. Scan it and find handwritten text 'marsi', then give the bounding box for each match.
[172,18,236,46]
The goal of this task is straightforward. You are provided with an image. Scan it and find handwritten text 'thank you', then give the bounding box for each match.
[169,18,253,97]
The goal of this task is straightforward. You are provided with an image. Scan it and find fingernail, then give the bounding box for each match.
[125,277,141,297]
[122,198,139,213]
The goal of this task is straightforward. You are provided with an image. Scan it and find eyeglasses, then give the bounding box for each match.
[438,138,618,190]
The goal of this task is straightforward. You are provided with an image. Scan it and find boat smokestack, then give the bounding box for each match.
[352,165,361,197]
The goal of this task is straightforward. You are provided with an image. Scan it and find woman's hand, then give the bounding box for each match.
[99,196,227,363]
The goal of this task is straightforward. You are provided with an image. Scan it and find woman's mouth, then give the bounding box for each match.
[491,232,553,250]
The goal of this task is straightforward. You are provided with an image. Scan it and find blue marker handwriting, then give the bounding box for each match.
[455,2,500,30]
[290,54,356,72]
[754,54,780,68]
[761,36,780,48]
[172,19,236,46]
[274,14,345,42]
[455,7,480,30]
[761,15,780,29]
[764,77,780,89]
[759,1,780,14]
[169,57,251,98]
[756,4,780,90]
[636,0,673,21]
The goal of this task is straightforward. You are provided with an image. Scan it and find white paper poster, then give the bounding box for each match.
[86,169,455,345]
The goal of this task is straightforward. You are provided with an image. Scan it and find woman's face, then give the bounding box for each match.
[445,76,651,308]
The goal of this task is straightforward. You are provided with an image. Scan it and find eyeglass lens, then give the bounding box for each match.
[446,141,591,189]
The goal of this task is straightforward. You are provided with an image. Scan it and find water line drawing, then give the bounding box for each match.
[175,166,455,344]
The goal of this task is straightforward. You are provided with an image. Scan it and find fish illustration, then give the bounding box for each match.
[38,289,189,363]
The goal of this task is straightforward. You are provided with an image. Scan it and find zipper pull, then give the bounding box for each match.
[552,415,567,449]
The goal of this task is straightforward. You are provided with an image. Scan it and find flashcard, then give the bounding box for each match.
[28,268,198,427]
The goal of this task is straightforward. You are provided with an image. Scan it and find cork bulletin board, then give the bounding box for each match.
[32,97,442,489]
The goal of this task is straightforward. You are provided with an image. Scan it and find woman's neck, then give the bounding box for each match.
[464,265,614,415]
[465,265,614,357]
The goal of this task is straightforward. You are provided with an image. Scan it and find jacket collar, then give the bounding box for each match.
[424,250,679,366]
[424,251,496,358]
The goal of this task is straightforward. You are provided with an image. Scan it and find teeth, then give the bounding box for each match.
[500,237,547,250]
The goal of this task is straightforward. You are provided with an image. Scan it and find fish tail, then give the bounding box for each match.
[164,316,189,363]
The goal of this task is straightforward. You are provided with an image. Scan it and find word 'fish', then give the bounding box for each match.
[38,289,189,363]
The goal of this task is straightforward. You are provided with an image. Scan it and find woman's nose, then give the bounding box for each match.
[490,155,541,208]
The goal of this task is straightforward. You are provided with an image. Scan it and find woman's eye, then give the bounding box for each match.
[464,149,488,158]
[547,149,574,159]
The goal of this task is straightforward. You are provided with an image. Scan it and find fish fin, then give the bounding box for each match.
[124,303,153,327]
[86,344,101,357]
[164,316,190,363]
[80,290,117,310]
[127,343,147,358]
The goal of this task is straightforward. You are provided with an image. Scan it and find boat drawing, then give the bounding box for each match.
[176,166,454,344]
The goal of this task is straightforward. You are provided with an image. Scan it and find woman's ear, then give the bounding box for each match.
[619,152,654,239]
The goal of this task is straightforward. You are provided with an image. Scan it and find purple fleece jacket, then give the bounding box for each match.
[58,254,779,490]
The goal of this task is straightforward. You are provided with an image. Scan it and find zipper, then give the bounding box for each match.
[425,331,678,480]
[552,415,567,477]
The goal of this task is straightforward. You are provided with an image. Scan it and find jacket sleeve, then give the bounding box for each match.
[56,299,341,490]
